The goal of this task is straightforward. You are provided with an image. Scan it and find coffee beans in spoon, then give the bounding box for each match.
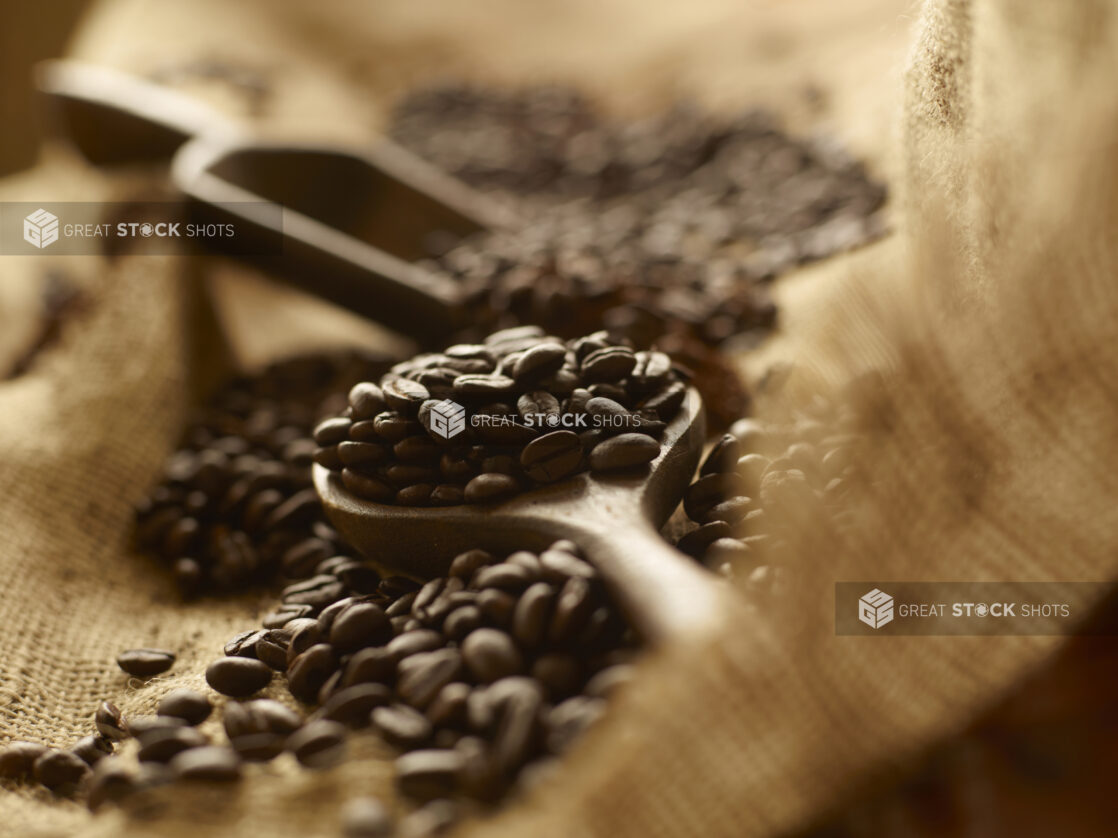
[314,327,689,506]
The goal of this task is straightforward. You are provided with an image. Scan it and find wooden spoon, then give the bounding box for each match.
[314,388,726,644]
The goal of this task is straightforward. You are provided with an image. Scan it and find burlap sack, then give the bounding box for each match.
[5,0,1118,836]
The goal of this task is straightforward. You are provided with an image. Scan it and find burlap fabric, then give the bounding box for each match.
[4,0,1118,836]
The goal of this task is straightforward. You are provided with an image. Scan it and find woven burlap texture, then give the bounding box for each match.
[4,0,1118,836]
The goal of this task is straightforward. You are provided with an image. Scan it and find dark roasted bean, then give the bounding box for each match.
[588,433,659,471]
[137,727,209,763]
[116,648,175,678]
[86,757,136,810]
[230,732,286,762]
[373,704,432,749]
[397,649,464,709]
[33,749,90,793]
[0,742,48,778]
[286,719,347,768]
[126,715,185,737]
[512,583,555,650]
[462,629,523,683]
[169,746,242,782]
[157,689,212,725]
[330,602,393,651]
[224,629,266,658]
[321,683,392,726]
[287,644,338,704]
[520,431,582,483]
[94,701,128,741]
[395,750,465,802]
[348,382,387,420]
[206,657,273,697]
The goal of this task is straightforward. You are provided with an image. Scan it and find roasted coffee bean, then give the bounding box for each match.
[224,629,267,658]
[71,735,112,767]
[473,563,534,592]
[320,683,393,726]
[462,629,523,683]
[384,378,430,415]
[94,701,129,741]
[426,682,471,728]
[585,664,635,698]
[338,441,389,468]
[397,799,460,838]
[589,432,660,471]
[262,603,314,629]
[395,749,465,802]
[205,657,273,697]
[255,629,294,670]
[388,629,444,661]
[86,757,136,811]
[33,749,90,793]
[116,648,176,678]
[547,696,606,754]
[343,646,398,687]
[287,644,338,703]
[476,588,517,626]
[283,574,346,610]
[520,431,582,483]
[342,468,395,503]
[158,689,212,725]
[287,719,348,768]
[126,715,186,737]
[330,602,393,651]
[442,606,484,641]
[512,583,555,649]
[313,417,352,446]
[701,434,741,476]
[517,390,560,422]
[580,346,636,382]
[169,746,242,782]
[549,577,595,644]
[539,547,597,581]
[137,727,209,763]
[251,699,304,734]
[348,382,387,420]
[230,733,286,762]
[489,677,544,775]
[397,649,464,709]
[0,741,48,778]
[373,705,433,749]
[532,654,582,697]
[512,343,566,382]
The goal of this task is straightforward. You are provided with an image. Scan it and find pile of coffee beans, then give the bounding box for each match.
[2,540,636,836]
[314,326,688,506]
[134,351,392,595]
[676,402,860,581]
[391,85,885,427]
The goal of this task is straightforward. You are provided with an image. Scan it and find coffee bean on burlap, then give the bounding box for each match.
[395,749,465,802]
[71,735,113,767]
[116,648,176,678]
[169,746,242,782]
[287,720,347,768]
[205,657,273,697]
[0,742,48,779]
[157,689,212,725]
[137,727,209,763]
[94,701,129,741]
[33,749,90,794]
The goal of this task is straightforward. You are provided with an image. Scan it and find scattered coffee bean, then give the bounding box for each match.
[0,742,48,779]
[116,648,176,678]
[71,735,113,766]
[94,701,129,741]
[205,657,273,697]
[33,749,90,794]
[286,719,347,768]
[157,689,212,725]
[169,746,242,782]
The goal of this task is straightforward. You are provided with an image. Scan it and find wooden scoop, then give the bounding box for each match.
[314,388,726,644]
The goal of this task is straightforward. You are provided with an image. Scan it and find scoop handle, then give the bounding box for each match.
[563,514,728,645]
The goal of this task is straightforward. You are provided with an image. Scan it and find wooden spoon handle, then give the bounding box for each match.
[569,517,727,645]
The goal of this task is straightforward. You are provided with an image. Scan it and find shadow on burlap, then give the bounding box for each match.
[4,1,1118,836]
